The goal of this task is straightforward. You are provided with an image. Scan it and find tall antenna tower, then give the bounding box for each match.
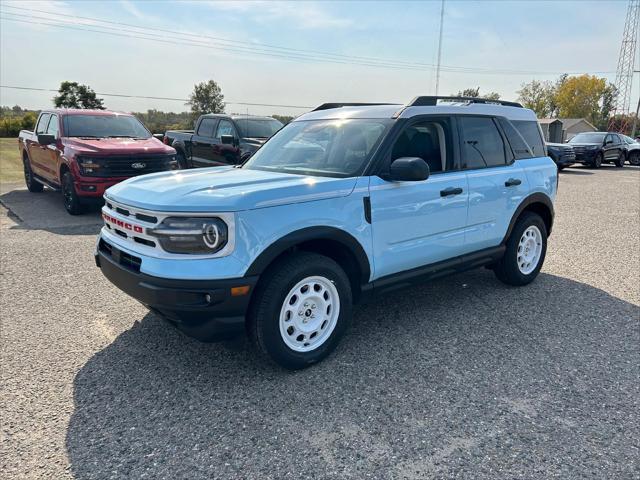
[609,0,640,132]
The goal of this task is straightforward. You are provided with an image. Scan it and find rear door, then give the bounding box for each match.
[369,115,469,279]
[190,117,218,167]
[461,116,529,252]
[40,114,61,183]
[27,113,51,177]
[603,134,619,161]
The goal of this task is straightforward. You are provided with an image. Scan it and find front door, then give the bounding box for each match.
[369,117,469,279]
[603,134,623,162]
[212,119,241,165]
[28,113,51,178]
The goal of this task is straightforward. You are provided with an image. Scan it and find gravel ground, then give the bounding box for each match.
[1,166,639,479]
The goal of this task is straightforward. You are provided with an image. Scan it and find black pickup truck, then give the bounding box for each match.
[164,114,283,168]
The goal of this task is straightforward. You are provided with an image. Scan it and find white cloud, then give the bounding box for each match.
[201,0,352,29]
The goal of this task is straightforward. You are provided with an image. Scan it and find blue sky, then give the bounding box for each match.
[0,0,632,116]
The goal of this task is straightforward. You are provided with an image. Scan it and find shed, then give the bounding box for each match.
[538,119,564,143]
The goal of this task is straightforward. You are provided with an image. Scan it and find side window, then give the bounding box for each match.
[197,118,216,138]
[46,115,59,137]
[605,134,613,145]
[36,114,51,134]
[511,120,545,157]
[459,116,507,169]
[390,118,455,174]
[497,118,533,160]
[215,119,235,139]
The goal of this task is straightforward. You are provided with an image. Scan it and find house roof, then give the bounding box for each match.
[539,118,597,130]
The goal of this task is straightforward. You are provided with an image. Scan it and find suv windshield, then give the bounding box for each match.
[569,133,606,144]
[235,118,283,138]
[243,119,391,178]
[64,115,151,138]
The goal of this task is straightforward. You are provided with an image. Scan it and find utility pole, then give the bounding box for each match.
[435,0,445,95]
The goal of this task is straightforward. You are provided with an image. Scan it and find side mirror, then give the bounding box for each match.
[604,139,613,145]
[37,133,56,146]
[388,157,430,181]
[220,134,236,146]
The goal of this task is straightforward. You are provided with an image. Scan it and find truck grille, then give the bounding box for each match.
[78,154,176,177]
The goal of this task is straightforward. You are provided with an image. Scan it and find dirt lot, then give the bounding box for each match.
[1,166,639,479]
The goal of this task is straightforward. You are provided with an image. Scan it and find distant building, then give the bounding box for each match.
[538,118,597,142]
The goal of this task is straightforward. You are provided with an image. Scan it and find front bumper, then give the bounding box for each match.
[573,150,598,164]
[95,239,258,341]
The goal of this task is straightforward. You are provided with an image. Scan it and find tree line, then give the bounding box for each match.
[0,75,629,137]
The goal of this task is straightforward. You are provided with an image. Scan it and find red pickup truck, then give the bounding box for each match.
[18,109,177,214]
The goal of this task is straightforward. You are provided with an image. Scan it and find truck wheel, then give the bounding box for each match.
[494,211,547,286]
[62,172,83,215]
[176,151,188,169]
[614,152,625,168]
[23,157,43,192]
[591,153,602,168]
[247,252,352,369]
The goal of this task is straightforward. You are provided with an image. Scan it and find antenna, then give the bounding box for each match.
[609,0,640,133]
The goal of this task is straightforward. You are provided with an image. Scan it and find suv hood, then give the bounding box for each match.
[105,167,357,212]
[64,137,173,154]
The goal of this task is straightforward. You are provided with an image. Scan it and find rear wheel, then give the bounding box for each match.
[247,252,352,369]
[23,156,43,192]
[494,211,547,286]
[614,151,625,168]
[62,171,83,215]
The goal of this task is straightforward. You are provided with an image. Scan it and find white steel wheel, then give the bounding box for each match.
[517,225,543,275]
[278,276,340,353]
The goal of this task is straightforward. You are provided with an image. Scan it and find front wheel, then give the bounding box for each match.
[247,252,352,369]
[62,172,83,215]
[629,151,640,166]
[591,153,602,168]
[494,212,547,286]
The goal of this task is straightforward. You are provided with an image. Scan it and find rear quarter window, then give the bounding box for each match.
[512,120,546,157]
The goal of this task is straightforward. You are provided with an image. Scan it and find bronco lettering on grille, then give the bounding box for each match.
[102,213,144,233]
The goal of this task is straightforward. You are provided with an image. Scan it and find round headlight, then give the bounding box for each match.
[203,222,220,248]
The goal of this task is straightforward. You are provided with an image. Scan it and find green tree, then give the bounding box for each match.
[517,80,557,117]
[555,74,617,126]
[453,87,501,100]
[53,81,105,109]
[187,80,225,117]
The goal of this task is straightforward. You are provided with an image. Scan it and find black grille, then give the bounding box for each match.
[99,238,141,272]
[78,154,175,177]
[135,212,158,224]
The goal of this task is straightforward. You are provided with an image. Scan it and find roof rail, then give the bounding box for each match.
[312,102,397,112]
[409,96,523,108]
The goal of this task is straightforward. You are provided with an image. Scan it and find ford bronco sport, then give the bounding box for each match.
[95,96,557,369]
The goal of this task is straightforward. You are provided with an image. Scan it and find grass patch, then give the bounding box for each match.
[0,138,23,184]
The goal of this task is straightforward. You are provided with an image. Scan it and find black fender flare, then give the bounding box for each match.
[245,226,371,283]
[502,193,555,243]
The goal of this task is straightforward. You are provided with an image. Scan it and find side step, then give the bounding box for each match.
[33,174,61,191]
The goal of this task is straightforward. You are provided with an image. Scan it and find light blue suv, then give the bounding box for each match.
[96,96,557,369]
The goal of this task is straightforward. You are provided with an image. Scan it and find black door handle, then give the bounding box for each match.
[505,178,522,187]
[440,187,463,197]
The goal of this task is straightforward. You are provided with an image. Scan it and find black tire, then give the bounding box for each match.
[247,252,352,370]
[494,211,547,286]
[23,156,43,192]
[62,171,83,215]
[558,165,565,171]
[629,151,640,166]
[614,151,625,168]
[591,153,602,168]
[176,150,188,169]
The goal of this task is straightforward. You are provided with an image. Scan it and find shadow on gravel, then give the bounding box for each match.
[65,271,640,479]
[0,188,102,235]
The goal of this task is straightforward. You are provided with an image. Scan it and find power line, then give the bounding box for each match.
[0,6,616,76]
[0,85,313,109]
